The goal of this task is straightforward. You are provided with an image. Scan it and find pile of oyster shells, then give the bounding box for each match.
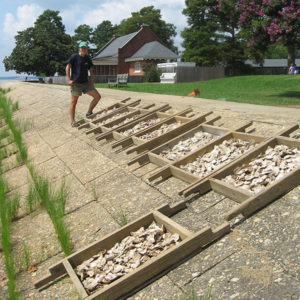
[110,115,140,129]
[121,118,162,137]
[98,111,131,126]
[91,107,118,120]
[139,122,182,140]
[76,222,180,293]
[180,138,256,177]
[223,144,300,194]
[160,131,217,161]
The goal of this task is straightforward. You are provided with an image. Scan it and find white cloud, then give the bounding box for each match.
[3,4,43,41]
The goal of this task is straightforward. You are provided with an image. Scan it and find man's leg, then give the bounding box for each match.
[70,95,79,122]
[86,89,101,114]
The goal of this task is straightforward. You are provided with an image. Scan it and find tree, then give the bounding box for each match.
[218,0,300,65]
[118,6,177,52]
[3,10,73,76]
[72,24,93,50]
[181,0,223,66]
[213,0,248,73]
[92,21,119,50]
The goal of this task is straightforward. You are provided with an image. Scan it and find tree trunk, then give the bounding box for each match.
[287,44,295,67]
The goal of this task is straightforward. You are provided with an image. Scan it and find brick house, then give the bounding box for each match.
[92,24,178,79]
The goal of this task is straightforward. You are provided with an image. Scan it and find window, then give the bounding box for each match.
[134,62,141,73]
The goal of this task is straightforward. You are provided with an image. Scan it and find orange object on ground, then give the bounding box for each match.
[187,88,199,96]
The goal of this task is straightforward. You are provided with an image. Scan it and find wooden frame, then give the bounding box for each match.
[128,122,252,168]
[147,132,266,194]
[125,112,214,155]
[83,104,170,137]
[178,134,300,220]
[76,98,137,128]
[96,108,194,145]
[78,102,155,131]
[34,202,230,299]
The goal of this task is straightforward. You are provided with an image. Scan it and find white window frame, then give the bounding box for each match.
[134,62,141,73]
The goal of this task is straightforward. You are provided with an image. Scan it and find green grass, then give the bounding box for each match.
[95,75,300,106]
[0,177,19,300]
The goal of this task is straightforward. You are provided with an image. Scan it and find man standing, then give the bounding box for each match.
[66,41,101,127]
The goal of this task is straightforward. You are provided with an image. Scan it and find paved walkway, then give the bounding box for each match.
[0,81,299,299]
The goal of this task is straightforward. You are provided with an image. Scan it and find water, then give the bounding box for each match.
[0,76,44,83]
[0,76,20,82]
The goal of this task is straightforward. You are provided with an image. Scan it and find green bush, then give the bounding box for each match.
[143,63,162,82]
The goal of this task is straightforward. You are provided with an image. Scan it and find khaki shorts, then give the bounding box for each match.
[71,82,94,96]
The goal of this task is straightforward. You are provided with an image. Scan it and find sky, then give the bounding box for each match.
[0,0,187,77]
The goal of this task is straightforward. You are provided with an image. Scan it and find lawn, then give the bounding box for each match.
[95,75,300,106]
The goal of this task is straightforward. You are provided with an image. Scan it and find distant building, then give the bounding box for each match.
[92,24,178,79]
[245,59,300,75]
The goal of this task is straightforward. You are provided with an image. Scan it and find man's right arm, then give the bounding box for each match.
[65,63,73,85]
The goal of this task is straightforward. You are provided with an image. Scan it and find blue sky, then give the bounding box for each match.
[0,0,187,77]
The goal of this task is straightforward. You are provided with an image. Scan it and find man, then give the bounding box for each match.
[66,41,101,127]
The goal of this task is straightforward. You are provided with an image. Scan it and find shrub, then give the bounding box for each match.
[143,63,162,82]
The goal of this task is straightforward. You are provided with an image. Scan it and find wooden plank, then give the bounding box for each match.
[203,115,221,125]
[225,166,300,220]
[275,123,299,137]
[180,179,212,197]
[85,222,230,300]
[63,260,88,298]
[157,201,187,217]
[128,152,150,166]
[209,178,252,203]
[153,211,192,239]
[34,261,65,289]
[127,114,210,155]
[147,166,172,182]
[234,121,253,132]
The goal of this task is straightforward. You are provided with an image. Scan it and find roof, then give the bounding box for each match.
[246,59,300,67]
[125,41,178,62]
[93,31,138,60]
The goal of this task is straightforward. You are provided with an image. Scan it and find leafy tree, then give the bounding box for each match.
[218,0,300,65]
[265,44,287,59]
[118,6,177,52]
[92,20,119,50]
[181,0,222,66]
[213,0,248,73]
[3,10,73,76]
[72,24,93,50]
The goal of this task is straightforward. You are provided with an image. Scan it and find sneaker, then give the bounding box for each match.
[71,120,80,127]
[86,112,93,118]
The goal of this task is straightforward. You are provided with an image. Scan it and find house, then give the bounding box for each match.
[92,24,178,81]
[245,59,300,75]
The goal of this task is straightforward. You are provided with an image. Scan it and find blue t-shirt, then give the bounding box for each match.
[66,53,93,83]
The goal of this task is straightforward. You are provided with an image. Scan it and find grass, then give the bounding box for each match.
[27,166,71,255]
[95,75,300,106]
[0,176,19,299]
[106,201,128,227]
[0,88,72,258]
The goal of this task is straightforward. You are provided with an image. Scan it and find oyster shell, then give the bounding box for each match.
[139,122,182,140]
[76,222,181,293]
[223,144,300,193]
[90,107,118,120]
[180,138,256,178]
[160,131,217,161]
[120,118,162,136]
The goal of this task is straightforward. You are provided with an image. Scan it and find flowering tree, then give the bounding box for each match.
[217,0,300,65]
